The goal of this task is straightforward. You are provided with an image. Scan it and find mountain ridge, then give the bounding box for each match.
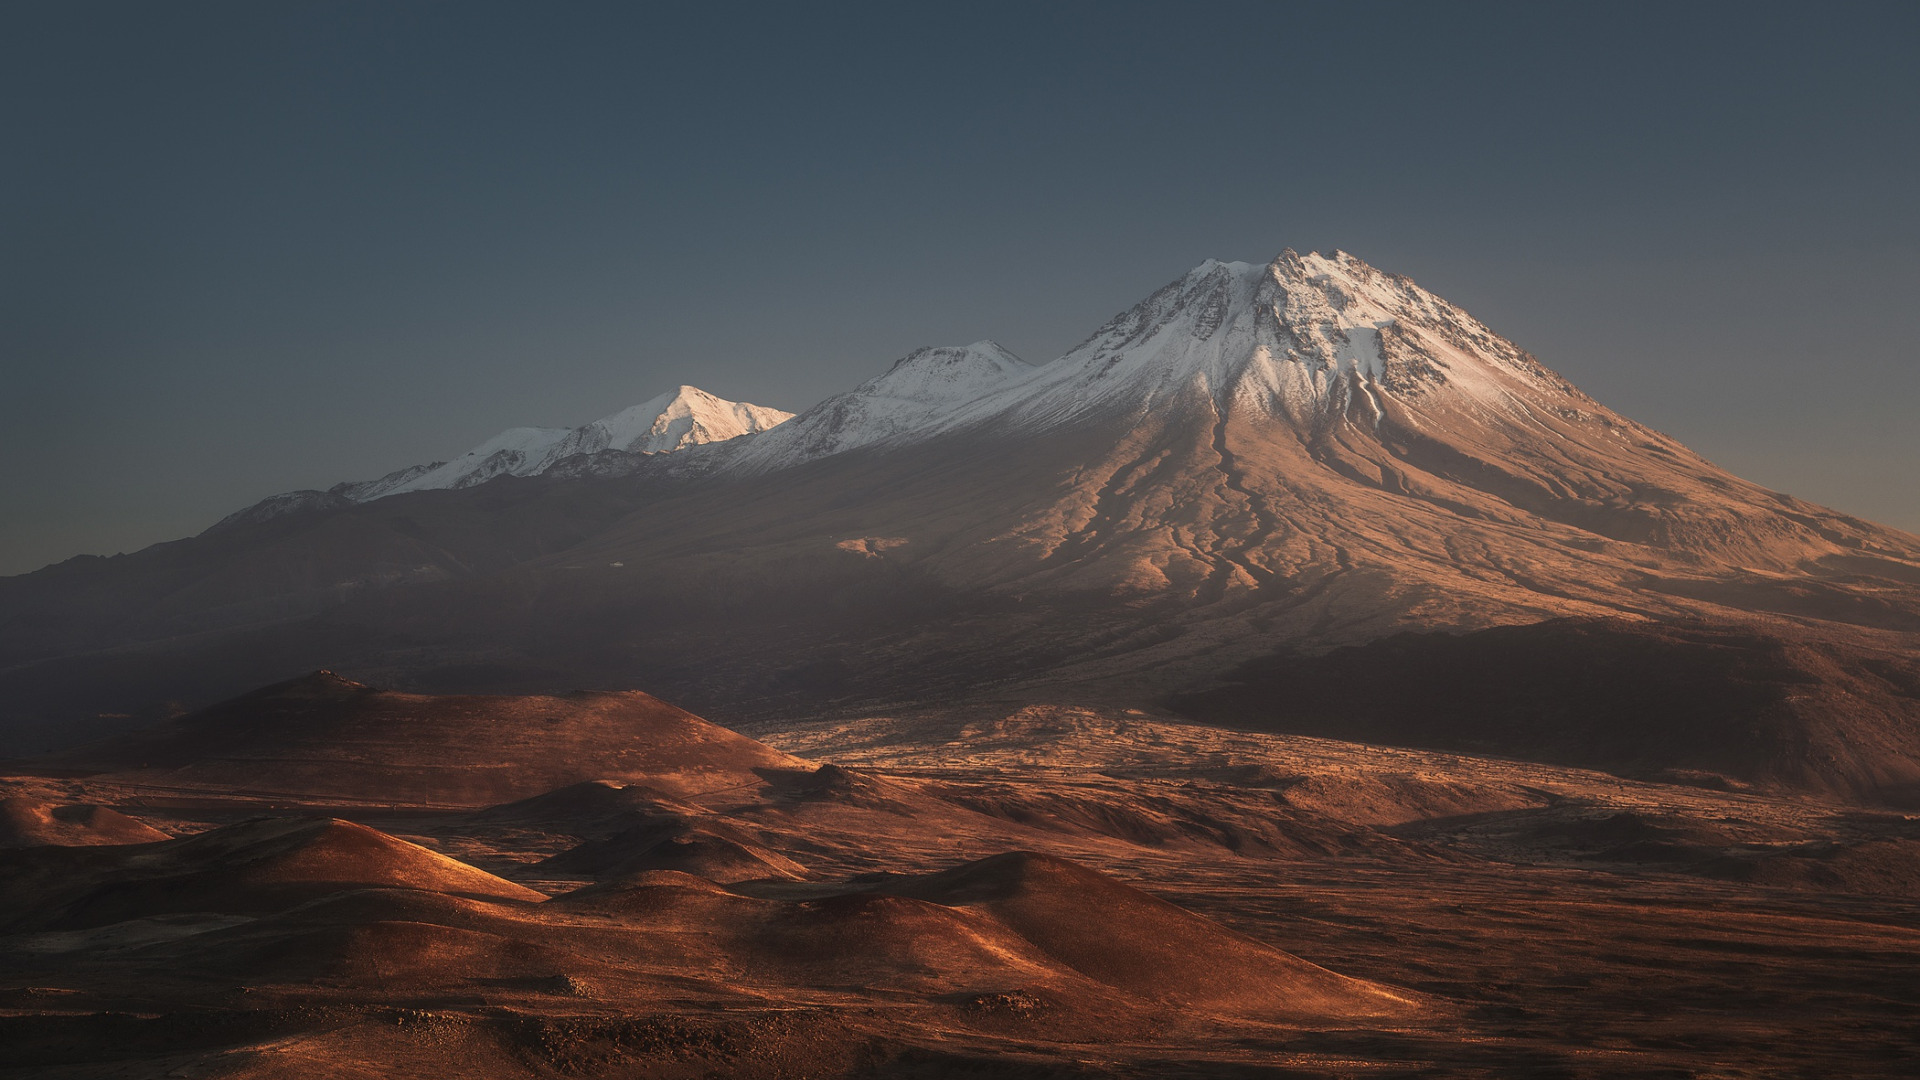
[211,385,794,532]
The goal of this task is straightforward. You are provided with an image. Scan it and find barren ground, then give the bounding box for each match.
[3,701,1917,1077]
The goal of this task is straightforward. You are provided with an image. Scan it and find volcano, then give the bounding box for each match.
[3,251,1917,797]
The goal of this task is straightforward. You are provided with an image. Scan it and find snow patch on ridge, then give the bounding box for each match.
[363,426,574,497]
[724,341,1031,472]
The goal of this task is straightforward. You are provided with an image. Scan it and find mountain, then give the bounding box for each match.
[209,385,792,530]
[709,251,1913,586]
[4,250,1918,798]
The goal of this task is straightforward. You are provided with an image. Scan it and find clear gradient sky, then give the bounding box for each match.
[4,1,1916,575]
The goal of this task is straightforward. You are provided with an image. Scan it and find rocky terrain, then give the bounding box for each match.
[1,678,1918,1077]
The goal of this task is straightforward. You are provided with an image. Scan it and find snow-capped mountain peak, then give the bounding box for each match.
[924,249,1588,435]
[324,386,792,503]
[549,385,794,461]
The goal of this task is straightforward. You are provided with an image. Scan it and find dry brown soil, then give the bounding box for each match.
[2,699,1916,1078]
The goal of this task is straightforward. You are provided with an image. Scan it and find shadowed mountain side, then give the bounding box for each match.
[1383,805,1920,898]
[1169,618,1920,805]
[466,780,708,838]
[594,835,806,883]
[178,917,583,990]
[0,817,543,932]
[551,872,1106,1005]
[53,671,812,804]
[0,797,171,848]
[307,415,1920,708]
[1703,837,1920,894]
[538,823,805,884]
[0,472,683,666]
[3,413,1916,762]
[144,885,598,990]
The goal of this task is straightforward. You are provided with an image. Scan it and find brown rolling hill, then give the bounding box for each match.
[467,779,709,836]
[0,796,171,848]
[0,816,542,933]
[53,670,811,805]
[537,820,807,883]
[875,849,1421,1018]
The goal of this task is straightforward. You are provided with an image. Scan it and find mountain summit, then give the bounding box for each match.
[996,250,1574,424]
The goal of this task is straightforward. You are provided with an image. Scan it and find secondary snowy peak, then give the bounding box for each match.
[550,385,793,459]
[723,341,1030,472]
[872,340,1031,401]
[332,387,791,502]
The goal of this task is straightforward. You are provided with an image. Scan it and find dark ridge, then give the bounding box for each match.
[1169,617,1920,805]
